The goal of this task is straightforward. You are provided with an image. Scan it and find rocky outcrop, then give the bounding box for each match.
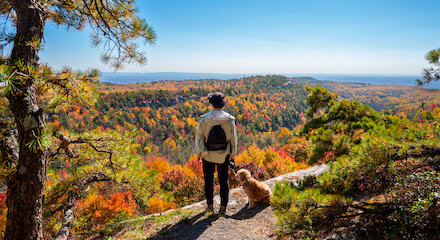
[147,164,328,240]
[181,164,328,212]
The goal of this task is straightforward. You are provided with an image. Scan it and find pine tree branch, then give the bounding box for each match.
[52,132,122,174]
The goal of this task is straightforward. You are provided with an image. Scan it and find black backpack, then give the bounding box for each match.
[205,125,228,151]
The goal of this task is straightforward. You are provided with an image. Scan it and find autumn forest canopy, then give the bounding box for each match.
[2,73,440,238]
[0,0,440,239]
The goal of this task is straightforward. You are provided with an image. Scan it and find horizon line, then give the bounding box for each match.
[101,72,422,77]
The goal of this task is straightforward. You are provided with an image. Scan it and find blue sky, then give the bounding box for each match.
[38,0,440,75]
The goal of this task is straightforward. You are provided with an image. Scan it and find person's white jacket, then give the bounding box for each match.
[195,110,237,164]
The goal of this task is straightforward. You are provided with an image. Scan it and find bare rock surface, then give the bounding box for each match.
[147,164,328,240]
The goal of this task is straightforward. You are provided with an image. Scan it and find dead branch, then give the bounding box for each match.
[53,132,87,158]
[54,191,77,240]
[312,201,396,221]
[315,202,396,210]
[392,145,440,161]
[54,172,112,240]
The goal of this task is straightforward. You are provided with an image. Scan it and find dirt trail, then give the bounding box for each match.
[147,164,328,240]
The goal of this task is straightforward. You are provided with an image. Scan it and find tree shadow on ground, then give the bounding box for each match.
[228,204,270,220]
[146,211,219,240]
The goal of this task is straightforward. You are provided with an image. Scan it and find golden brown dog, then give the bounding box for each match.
[235,169,272,209]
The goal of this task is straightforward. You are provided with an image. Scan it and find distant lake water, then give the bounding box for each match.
[101,72,440,89]
[300,74,440,89]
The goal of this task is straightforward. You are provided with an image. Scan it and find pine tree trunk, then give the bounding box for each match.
[5,1,46,239]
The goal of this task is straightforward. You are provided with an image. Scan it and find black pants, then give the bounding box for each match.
[202,159,229,207]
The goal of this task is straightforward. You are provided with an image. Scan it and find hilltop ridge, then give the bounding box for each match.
[100,72,429,88]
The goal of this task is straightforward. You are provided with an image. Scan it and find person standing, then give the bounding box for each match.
[195,92,237,216]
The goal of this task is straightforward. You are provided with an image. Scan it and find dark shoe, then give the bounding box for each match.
[205,204,214,214]
[218,206,227,216]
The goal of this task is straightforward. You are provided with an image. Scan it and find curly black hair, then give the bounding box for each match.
[207,92,226,108]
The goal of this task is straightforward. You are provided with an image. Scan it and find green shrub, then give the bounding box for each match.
[272,182,349,238]
[274,86,440,239]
